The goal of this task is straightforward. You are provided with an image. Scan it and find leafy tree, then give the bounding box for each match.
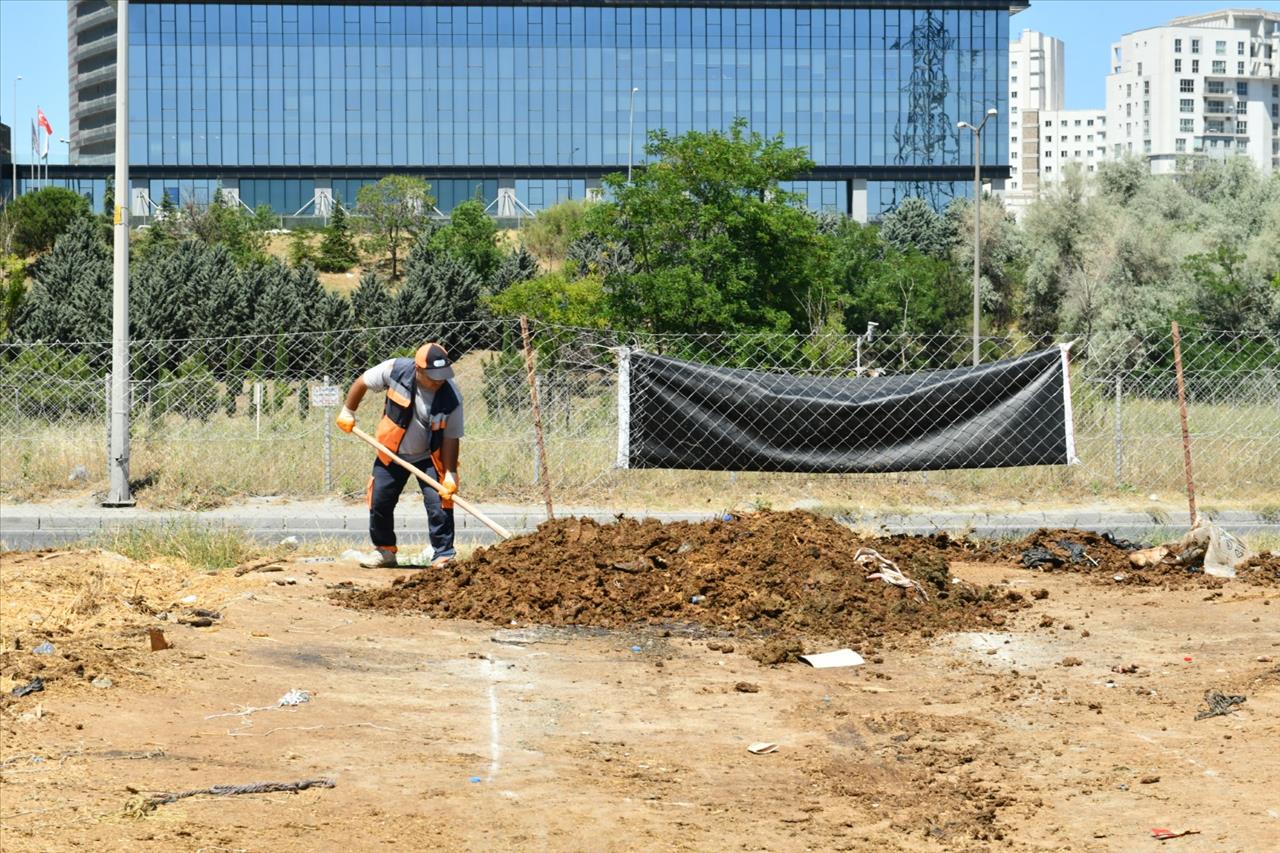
[1096,155,1150,204]
[316,199,360,272]
[19,217,111,343]
[879,197,953,259]
[430,199,503,285]
[8,187,92,255]
[1184,244,1276,334]
[519,198,592,262]
[590,118,827,334]
[1021,164,1094,336]
[487,271,609,328]
[357,175,433,279]
[1,254,28,340]
[946,195,1028,330]
[842,249,964,340]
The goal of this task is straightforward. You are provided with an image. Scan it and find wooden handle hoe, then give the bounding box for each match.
[350,426,512,540]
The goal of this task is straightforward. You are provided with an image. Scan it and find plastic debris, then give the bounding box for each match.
[91,676,114,689]
[630,645,642,653]
[1179,522,1251,578]
[280,535,300,549]
[799,649,866,669]
[180,595,198,605]
[67,464,89,483]
[469,776,483,783]
[854,548,928,600]
[747,742,779,755]
[1151,828,1200,840]
[278,689,312,707]
[32,641,55,655]
[690,595,705,604]
[11,677,44,697]
[1195,689,1245,720]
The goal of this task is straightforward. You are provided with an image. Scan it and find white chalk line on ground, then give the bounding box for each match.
[483,657,503,784]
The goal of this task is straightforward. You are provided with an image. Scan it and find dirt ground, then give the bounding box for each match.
[2,521,1279,852]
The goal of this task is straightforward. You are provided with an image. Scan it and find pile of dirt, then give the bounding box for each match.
[997,530,1280,587]
[341,511,1014,660]
[0,549,248,702]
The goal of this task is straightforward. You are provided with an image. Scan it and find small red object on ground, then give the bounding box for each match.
[1151,828,1200,840]
[1183,656,1193,662]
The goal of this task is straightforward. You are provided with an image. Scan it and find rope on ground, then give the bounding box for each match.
[124,778,335,817]
[1194,689,1246,720]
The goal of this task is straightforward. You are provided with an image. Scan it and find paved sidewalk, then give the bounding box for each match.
[2,497,1275,550]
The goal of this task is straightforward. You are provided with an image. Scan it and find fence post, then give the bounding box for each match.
[1112,375,1123,485]
[1171,322,1197,526]
[322,374,333,493]
[253,381,262,440]
[520,316,554,521]
[105,372,112,478]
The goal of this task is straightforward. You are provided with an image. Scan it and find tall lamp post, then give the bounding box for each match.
[627,87,639,183]
[10,76,21,200]
[957,107,998,367]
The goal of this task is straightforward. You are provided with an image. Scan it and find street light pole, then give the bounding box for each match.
[957,107,998,367]
[11,76,21,200]
[627,87,639,183]
[105,0,133,506]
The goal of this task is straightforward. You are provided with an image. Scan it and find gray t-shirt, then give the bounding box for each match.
[362,360,464,462]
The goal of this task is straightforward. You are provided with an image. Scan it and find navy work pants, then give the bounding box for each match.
[367,456,455,560]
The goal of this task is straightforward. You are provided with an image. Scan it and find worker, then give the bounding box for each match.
[336,342,463,568]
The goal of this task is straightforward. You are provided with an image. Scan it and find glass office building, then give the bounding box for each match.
[23,1,1023,219]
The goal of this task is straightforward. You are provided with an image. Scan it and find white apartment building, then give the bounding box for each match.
[1005,30,1065,215]
[1107,8,1280,175]
[1036,109,1110,184]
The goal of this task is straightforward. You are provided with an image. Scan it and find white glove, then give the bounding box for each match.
[441,471,458,497]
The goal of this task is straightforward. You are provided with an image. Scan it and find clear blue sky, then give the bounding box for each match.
[4,0,1280,163]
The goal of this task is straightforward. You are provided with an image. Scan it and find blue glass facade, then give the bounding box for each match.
[33,2,1016,219]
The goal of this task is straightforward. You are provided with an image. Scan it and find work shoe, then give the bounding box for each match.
[359,547,398,569]
[430,553,454,568]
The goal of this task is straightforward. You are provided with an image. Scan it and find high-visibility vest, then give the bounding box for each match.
[374,357,460,475]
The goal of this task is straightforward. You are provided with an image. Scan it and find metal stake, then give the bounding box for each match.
[1112,374,1123,485]
[1171,322,1197,526]
[322,374,333,493]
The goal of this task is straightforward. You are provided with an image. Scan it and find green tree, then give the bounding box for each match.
[590,118,828,334]
[1,254,28,340]
[519,198,592,262]
[843,249,964,340]
[396,251,483,329]
[946,195,1028,330]
[430,198,503,285]
[316,199,360,272]
[879,197,954,259]
[1184,244,1276,334]
[356,175,433,280]
[288,229,317,268]
[8,187,92,255]
[490,244,540,294]
[487,271,609,328]
[19,217,111,343]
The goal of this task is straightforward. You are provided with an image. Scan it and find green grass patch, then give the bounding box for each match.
[94,521,274,572]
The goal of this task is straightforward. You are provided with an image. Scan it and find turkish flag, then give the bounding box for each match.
[37,107,53,136]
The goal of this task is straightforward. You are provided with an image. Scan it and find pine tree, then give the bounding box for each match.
[490,245,540,294]
[395,253,483,336]
[316,200,360,272]
[19,217,112,344]
[350,270,392,368]
[879,197,954,259]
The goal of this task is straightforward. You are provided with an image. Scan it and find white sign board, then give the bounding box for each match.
[310,385,342,407]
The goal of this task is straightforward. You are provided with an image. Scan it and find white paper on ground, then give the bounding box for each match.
[799,649,866,669]
[747,742,779,754]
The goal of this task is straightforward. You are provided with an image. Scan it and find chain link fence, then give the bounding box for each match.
[2,321,1277,510]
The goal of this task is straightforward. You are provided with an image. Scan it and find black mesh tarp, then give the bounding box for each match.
[621,345,1076,473]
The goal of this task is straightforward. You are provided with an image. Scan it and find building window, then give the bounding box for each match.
[1126,104,1132,117]
[1273,84,1279,97]
[1045,150,1052,157]
[1011,75,1018,83]
[1144,139,1152,153]
[1175,58,1182,73]
[1237,62,1245,75]
[1045,166,1052,173]
[1175,38,1182,53]
[1074,135,1081,141]
[1044,120,1052,127]
[1087,119,1095,126]
[1138,61,1143,75]
[1074,150,1081,157]
[1208,80,1225,94]
[1191,38,1200,54]
[1176,138,1186,152]
[1216,40,1226,56]
[1237,41,1245,56]
[1237,81,1248,97]
[1087,165,1095,172]
[1192,60,1200,73]
[1046,134,1053,143]
[1126,84,1132,97]
[1074,119,1082,127]
[1180,98,1194,113]
[1180,118,1194,132]
[1208,100,1226,114]
[1237,121,1247,134]
[1273,103,1279,118]
[1213,60,1226,74]
[1237,102,1247,115]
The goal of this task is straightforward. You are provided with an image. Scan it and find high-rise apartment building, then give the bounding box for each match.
[1004,29,1064,214]
[1107,8,1280,174]
[1034,108,1109,184]
[32,0,1026,219]
[67,0,119,165]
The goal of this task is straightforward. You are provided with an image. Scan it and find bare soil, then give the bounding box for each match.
[3,528,1279,852]
[345,512,1013,663]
